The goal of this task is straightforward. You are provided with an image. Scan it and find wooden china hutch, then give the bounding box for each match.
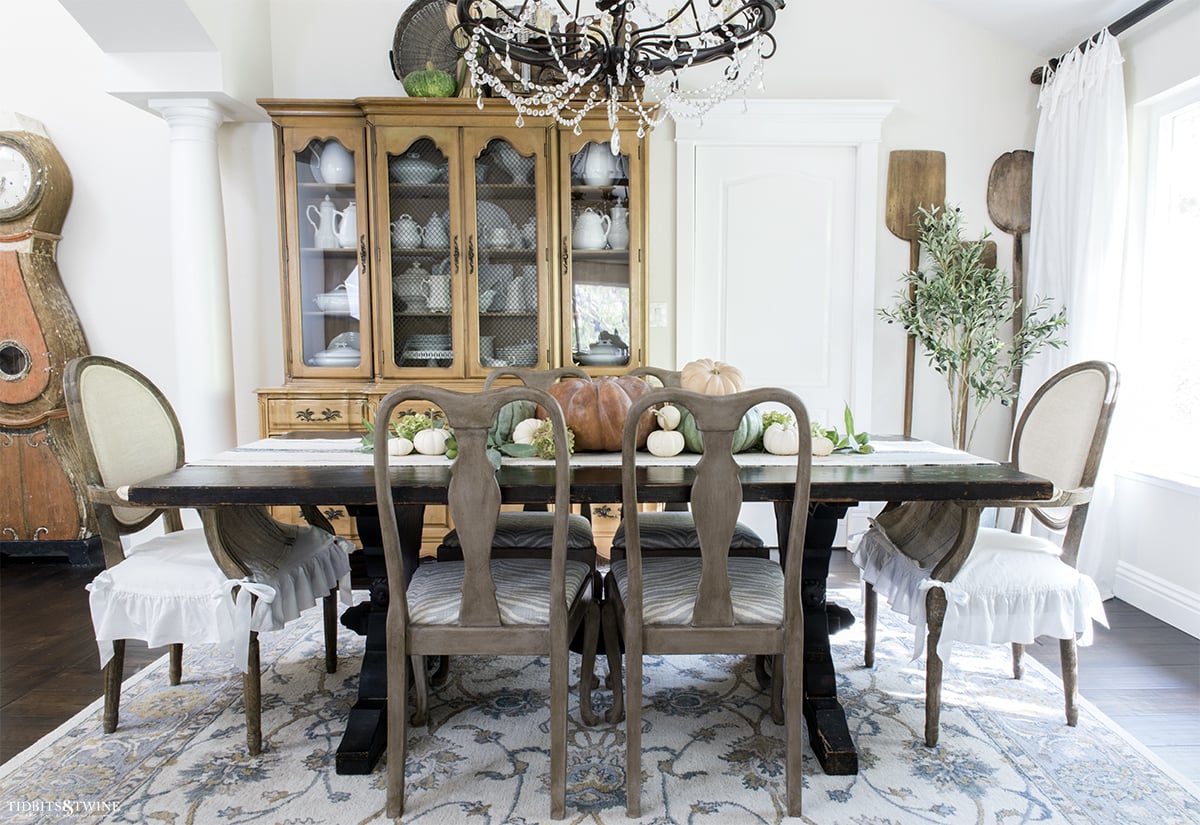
[256,98,648,552]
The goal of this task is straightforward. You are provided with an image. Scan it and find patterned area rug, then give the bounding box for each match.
[2,580,1198,825]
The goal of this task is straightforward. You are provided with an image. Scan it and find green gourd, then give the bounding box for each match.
[676,406,763,454]
[403,61,457,98]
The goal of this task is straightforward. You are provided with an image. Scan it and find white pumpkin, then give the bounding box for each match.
[654,404,681,431]
[763,422,800,456]
[680,358,745,395]
[512,417,543,445]
[646,429,685,457]
[388,436,415,456]
[811,434,835,457]
[414,427,451,455]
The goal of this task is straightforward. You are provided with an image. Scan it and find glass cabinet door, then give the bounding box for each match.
[561,133,643,372]
[284,127,372,378]
[464,129,552,377]
[376,127,462,378]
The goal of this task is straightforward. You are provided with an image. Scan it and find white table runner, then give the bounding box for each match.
[194,437,995,468]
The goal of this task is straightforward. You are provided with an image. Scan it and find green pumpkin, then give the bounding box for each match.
[677,406,763,454]
[490,400,537,444]
[403,61,457,98]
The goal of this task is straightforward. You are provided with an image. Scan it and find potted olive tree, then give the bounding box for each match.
[879,203,1067,450]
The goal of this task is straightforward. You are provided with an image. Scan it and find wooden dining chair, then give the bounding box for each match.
[63,356,353,755]
[600,387,811,818]
[852,360,1119,746]
[372,384,597,819]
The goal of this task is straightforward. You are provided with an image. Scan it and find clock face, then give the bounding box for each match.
[0,136,44,221]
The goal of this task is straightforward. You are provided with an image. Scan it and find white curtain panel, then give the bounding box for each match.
[1023,30,1128,594]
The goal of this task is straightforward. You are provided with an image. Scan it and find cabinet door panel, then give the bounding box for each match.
[560,132,646,373]
[374,127,465,379]
[281,125,372,379]
[462,128,553,377]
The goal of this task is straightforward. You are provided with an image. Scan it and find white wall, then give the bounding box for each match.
[7,0,1195,464]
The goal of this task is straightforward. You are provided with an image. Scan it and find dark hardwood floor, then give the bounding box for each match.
[3,552,1199,786]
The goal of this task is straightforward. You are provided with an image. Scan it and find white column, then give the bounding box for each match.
[149,98,236,460]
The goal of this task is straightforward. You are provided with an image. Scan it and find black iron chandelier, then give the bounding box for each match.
[452,0,784,147]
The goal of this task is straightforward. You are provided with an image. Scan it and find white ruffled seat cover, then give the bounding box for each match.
[88,526,353,670]
[850,523,1108,663]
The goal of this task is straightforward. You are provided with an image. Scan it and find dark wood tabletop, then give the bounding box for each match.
[126,460,1052,509]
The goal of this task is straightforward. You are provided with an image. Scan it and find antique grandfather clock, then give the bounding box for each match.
[0,114,97,563]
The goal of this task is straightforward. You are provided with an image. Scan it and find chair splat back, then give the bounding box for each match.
[620,388,812,628]
[372,384,573,629]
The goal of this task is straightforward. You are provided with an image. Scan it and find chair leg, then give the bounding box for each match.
[168,643,183,686]
[1060,638,1079,726]
[864,581,877,668]
[754,654,771,690]
[102,640,125,733]
[769,653,784,726]
[323,590,338,673]
[601,596,624,724]
[551,644,568,819]
[579,600,601,726]
[244,631,263,756]
[386,622,409,818]
[785,623,805,817]
[1008,642,1027,681]
[625,636,642,819]
[410,655,430,727]
[924,590,946,748]
[430,655,450,687]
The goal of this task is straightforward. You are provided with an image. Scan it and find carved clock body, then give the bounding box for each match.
[0,119,97,563]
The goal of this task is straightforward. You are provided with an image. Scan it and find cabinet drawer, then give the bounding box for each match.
[266,397,365,433]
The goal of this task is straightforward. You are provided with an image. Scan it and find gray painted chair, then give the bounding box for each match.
[63,356,351,756]
[852,360,1119,746]
[603,387,811,818]
[372,384,596,819]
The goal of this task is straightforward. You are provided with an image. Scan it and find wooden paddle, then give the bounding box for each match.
[986,150,1033,432]
[885,150,946,436]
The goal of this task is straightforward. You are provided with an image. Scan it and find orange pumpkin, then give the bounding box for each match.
[681,358,745,395]
[544,376,656,451]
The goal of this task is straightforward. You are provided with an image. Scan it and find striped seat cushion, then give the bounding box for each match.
[407,558,592,626]
[610,511,765,551]
[610,557,784,625]
[439,512,596,550]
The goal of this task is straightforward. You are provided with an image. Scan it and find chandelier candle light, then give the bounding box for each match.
[452,0,783,148]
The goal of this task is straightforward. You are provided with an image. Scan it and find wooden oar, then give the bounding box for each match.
[885,150,946,436]
[986,150,1034,433]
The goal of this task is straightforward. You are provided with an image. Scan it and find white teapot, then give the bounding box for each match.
[422,213,448,248]
[306,195,340,249]
[572,207,611,250]
[390,214,423,248]
[335,200,357,248]
[311,140,354,185]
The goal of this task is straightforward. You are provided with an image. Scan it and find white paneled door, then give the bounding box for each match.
[675,100,894,539]
[688,143,856,427]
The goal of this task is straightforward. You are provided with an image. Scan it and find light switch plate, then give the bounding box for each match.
[649,302,667,328]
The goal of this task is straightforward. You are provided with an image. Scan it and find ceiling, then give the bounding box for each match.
[924,0,1165,59]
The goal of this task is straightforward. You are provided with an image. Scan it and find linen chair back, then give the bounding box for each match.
[64,356,184,532]
[1011,361,1118,561]
[620,388,812,627]
[372,384,572,628]
[482,365,589,390]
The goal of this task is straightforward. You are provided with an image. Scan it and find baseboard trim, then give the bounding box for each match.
[1113,560,1200,639]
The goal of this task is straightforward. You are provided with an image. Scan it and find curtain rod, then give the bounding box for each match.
[1029,0,1177,84]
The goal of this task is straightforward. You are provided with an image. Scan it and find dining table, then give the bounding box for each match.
[125,435,1053,778]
